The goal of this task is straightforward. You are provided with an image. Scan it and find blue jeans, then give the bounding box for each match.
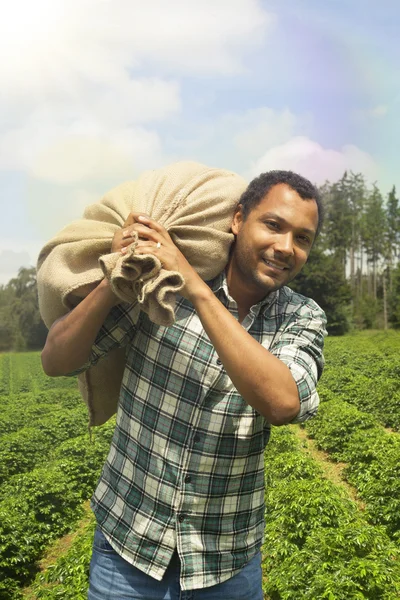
[88,527,263,600]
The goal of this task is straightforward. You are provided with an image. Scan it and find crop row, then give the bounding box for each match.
[304,396,400,539]
[320,332,400,430]
[0,388,83,436]
[0,406,90,485]
[0,352,77,397]
[26,425,400,600]
[28,518,96,600]
[0,421,115,600]
[262,426,400,599]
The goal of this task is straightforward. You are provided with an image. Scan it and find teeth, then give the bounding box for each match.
[265,260,285,270]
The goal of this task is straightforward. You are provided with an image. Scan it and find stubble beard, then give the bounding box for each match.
[233,248,284,298]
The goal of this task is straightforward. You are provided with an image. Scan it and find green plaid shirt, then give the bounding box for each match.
[82,271,326,591]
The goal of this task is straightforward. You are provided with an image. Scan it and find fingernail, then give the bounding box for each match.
[138,216,149,223]
[122,229,129,238]
[121,247,127,254]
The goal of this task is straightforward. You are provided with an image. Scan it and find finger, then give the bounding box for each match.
[123,212,151,228]
[127,224,160,243]
[121,237,136,248]
[137,215,170,240]
[122,228,136,239]
[135,239,161,251]
[121,238,160,253]
[134,244,163,258]
[122,224,153,240]
[112,231,134,253]
[120,240,137,254]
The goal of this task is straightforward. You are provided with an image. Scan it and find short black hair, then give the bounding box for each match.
[239,170,324,238]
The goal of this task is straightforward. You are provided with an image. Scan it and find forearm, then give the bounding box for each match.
[191,286,300,425]
[41,279,117,377]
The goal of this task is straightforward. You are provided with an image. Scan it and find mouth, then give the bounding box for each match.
[262,259,289,272]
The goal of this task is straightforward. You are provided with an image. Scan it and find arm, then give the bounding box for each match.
[129,214,325,426]
[41,279,117,377]
[41,218,140,377]
[190,287,301,425]
[268,299,326,424]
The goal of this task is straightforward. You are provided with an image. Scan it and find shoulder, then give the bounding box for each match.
[274,286,327,325]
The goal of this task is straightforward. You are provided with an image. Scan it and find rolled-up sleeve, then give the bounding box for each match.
[270,300,327,423]
[68,301,140,376]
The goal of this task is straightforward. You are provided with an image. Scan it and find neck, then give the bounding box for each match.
[225,260,265,319]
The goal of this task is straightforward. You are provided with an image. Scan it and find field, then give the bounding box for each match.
[1,331,400,599]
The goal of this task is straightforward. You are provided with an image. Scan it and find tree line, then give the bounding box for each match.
[291,171,400,334]
[0,267,48,352]
[0,171,399,351]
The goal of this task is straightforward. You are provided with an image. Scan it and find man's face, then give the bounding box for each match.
[229,183,318,302]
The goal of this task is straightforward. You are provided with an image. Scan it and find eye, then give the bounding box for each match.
[266,221,279,230]
[297,234,311,245]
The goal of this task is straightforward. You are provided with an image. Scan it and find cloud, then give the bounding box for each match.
[233,108,299,156]
[0,0,273,184]
[20,124,170,240]
[249,136,379,186]
[25,182,105,239]
[370,105,388,117]
[164,106,311,177]
[0,250,32,282]
[16,105,304,241]
[0,0,272,98]
[0,81,179,173]
[0,0,272,124]
[0,237,46,282]
[29,128,163,184]
[230,108,314,174]
[355,104,389,121]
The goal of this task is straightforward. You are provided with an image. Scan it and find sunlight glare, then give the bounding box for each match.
[0,0,65,60]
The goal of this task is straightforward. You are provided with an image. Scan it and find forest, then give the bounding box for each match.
[1,170,399,351]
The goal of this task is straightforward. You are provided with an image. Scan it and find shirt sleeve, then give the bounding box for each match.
[67,301,141,376]
[269,299,327,424]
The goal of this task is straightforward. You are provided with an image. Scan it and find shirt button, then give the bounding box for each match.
[216,358,222,365]
[185,475,192,483]
[178,513,186,523]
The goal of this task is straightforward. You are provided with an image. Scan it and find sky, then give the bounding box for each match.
[0,0,399,284]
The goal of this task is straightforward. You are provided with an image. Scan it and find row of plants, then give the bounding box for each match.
[0,422,115,600]
[27,517,96,600]
[304,396,400,540]
[25,425,400,599]
[320,332,400,430]
[0,406,90,485]
[0,352,77,397]
[262,426,400,599]
[0,389,83,436]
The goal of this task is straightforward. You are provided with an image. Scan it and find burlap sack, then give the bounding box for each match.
[37,160,247,425]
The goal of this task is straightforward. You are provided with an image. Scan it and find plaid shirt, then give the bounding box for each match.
[79,271,326,591]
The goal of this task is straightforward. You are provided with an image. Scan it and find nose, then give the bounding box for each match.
[274,232,294,257]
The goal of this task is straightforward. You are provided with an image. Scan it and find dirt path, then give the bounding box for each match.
[291,425,366,511]
[22,501,94,599]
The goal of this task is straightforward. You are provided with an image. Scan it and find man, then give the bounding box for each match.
[41,169,327,600]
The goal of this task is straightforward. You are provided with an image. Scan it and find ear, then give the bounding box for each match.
[231,204,244,236]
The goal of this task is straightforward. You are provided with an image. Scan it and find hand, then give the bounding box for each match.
[116,213,209,302]
[111,212,141,254]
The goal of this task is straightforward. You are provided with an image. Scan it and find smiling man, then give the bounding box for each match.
[41,169,327,600]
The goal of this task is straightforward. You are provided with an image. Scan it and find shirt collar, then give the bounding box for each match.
[208,270,279,314]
